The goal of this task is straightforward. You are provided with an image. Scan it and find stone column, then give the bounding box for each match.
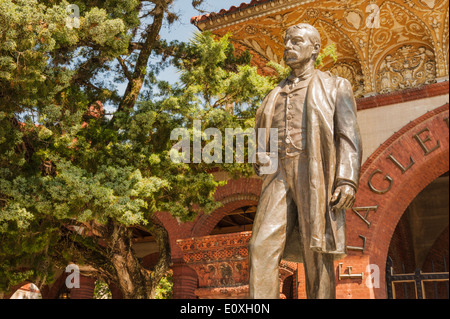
[70,275,96,299]
[109,283,123,299]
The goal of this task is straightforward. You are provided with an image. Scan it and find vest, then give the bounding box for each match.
[271,76,312,158]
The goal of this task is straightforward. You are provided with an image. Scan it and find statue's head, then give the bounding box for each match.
[283,23,321,69]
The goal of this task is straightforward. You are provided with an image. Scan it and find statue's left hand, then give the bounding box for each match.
[330,185,356,210]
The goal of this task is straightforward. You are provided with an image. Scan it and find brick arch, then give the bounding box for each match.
[155,178,262,299]
[346,104,449,299]
[192,197,259,237]
[191,178,262,237]
[3,281,31,299]
[154,178,262,262]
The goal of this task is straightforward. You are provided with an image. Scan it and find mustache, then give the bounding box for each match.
[284,50,299,57]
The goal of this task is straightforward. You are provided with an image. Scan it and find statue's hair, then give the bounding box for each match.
[285,23,321,59]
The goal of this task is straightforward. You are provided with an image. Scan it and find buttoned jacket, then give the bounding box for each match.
[254,69,362,260]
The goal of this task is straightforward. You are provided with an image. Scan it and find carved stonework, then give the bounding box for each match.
[329,61,365,98]
[177,231,297,299]
[376,45,436,93]
[192,0,448,95]
[178,232,251,265]
[194,285,249,299]
[177,232,251,298]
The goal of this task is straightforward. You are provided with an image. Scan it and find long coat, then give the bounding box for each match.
[254,69,362,261]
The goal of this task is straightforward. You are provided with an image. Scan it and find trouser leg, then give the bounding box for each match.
[300,243,336,298]
[248,167,293,299]
[287,154,337,299]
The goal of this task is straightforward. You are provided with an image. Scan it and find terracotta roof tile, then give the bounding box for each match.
[191,0,271,24]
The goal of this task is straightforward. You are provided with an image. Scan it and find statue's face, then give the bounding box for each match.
[283,27,317,68]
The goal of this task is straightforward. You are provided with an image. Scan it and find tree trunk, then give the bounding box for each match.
[110,236,152,299]
[102,222,149,299]
[102,221,171,299]
[63,219,171,299]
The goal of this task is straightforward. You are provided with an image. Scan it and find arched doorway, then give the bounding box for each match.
[342,104,449,299]
[386,171,449,299]
[9,283,42,299]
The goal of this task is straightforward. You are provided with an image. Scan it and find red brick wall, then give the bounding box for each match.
[155,178,262,299]
[41,272,68,299]
[155,178,262,260]
[142,252,160,270]
[387,211,416,273]
[422,226,449,299]
[422,226,449,272]
[192,177,261,236]
[171,262,198,299]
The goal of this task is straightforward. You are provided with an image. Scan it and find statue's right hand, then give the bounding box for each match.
[256,152,271,167]
[254,152,271,176]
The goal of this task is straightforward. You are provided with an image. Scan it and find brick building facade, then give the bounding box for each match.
[177,0,449,299]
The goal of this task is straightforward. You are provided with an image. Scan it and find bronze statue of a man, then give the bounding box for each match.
[249,23,362,299]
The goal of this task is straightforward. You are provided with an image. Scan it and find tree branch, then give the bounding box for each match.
[117,1,169,112]
[54,225,118,282]
[70,54,109,86]
[117,57,132,81]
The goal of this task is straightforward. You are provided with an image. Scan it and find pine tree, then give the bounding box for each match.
[0,0,336,299]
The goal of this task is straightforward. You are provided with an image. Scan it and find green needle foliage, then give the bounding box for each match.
[0,0,220,299]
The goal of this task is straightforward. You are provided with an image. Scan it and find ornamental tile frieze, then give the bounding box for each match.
[178,232,251,263]
[177,231,298,298]
[177,232,251,289]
